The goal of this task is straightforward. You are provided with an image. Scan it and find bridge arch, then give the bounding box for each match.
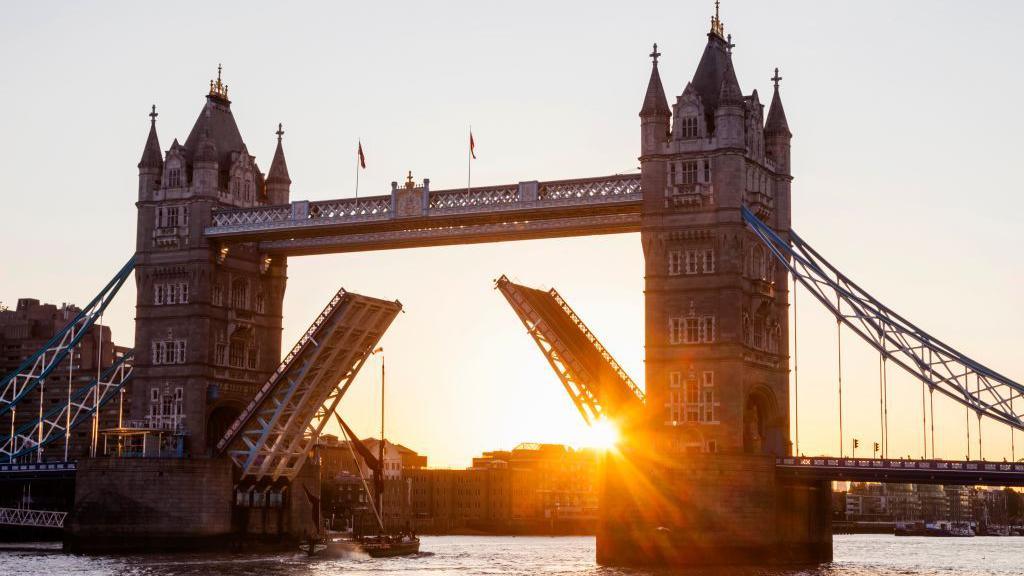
[206,401,244,455]
[743,384,784,456]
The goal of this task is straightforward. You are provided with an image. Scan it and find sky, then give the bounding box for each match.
[1,1,1022,468]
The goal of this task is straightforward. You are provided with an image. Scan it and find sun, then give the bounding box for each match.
[584,419,621,451]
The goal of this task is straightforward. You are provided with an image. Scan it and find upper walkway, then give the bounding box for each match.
[776,456,1024,486]
[204,174,641,255]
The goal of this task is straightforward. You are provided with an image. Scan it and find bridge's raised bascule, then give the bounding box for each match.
[495,276,644,427]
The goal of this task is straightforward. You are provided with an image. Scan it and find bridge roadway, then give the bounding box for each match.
[776,456,1024,486]
[6,457,1024,487]
[204,174,641,255]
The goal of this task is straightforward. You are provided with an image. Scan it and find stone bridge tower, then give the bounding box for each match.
[132,69,289,455]
[599,7,830,566]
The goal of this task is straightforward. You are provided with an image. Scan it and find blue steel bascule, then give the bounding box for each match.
[3,3,1024,565]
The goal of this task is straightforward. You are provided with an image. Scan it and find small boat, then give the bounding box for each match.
[336,349,422,559]
[299,541,327,555]
[357,534,421,558]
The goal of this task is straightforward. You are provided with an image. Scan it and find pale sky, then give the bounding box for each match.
[1,1,1022,467]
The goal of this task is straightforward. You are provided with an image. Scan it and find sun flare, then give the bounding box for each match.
[584,419,621,451]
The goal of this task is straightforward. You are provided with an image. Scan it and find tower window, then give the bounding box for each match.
[681,117,698,139]
[230,280,249,309]
[668,251,682,276]
[670,315,715,344]
[151,339,186,365]
[681,161,698,185]
[154,282,189,305]
[167,168,181,188]
[703,159,711,182]
[229,340,245,368]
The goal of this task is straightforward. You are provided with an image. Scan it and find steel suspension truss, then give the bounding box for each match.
[496,276,644,426]
[743,206,1024,432]
[217,288,401,482]
[0,352,134,463]
[0,507,67,529]
[0,257,135,418]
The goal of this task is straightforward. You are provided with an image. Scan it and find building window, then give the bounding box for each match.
[151,339,186,365]
[229,340,245,368]
[680,161,698,185]
[167,168,181,188]
[255,292,266,314]
[684,378,700,422]
[702,371,718,423]
[750,245,768,281]
[668,251,682,276]
[685,317,700,343]
[703,159,711,182]
[214,341,226,366]
[247,345,259,370]
[154,282,189,305]
[667,371,719,425]
[670,315,715,344]
[147,386,183,430]
[231,280,248,309]
[681,117,698,139]
[683,249,715,274]
[212,283,224,306]
[699,316,715,343]
[669,318,683,345]
[156,205,188,228]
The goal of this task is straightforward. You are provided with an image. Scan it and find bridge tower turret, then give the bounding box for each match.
[130,68,288,456]
[265,123,291,205]
[137,105,162,201]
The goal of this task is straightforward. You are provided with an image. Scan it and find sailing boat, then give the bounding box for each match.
[339,348,419,558]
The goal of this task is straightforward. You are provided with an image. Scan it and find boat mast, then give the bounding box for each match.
[378,351,385,533]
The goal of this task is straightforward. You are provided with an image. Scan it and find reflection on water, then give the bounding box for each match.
[2,535,1023,576]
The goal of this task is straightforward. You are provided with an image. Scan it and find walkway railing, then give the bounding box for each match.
[0,507,67,529]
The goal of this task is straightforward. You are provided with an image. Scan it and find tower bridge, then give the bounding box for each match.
[2,3,1022,566]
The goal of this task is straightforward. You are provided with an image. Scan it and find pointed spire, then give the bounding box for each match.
[718,59,743,106]
[765,68,791,136]
[640,43,670,118]
[267,122,290,184]
[138,105,163,170]
[209,63,229,102]
[710,0,725,38]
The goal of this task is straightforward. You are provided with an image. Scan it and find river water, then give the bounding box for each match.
[1,535,1021,575]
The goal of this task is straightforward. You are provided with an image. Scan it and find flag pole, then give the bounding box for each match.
[467,125,472,194]
[356,138,361,198]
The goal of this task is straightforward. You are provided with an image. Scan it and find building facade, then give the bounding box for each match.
[131,71,290,454]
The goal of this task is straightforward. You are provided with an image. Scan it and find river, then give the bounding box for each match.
[1,535,1021,575]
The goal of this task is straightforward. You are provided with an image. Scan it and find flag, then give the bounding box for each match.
[357,141,366,169]
[469,131,476,160]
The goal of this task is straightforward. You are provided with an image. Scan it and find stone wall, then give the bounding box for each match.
[597,449,831,566]
[66,458,233,552]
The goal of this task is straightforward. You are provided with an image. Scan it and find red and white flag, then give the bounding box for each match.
[469,131,476,160]
[357,141,366,169]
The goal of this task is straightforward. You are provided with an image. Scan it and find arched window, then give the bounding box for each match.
[750,245,766,280]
